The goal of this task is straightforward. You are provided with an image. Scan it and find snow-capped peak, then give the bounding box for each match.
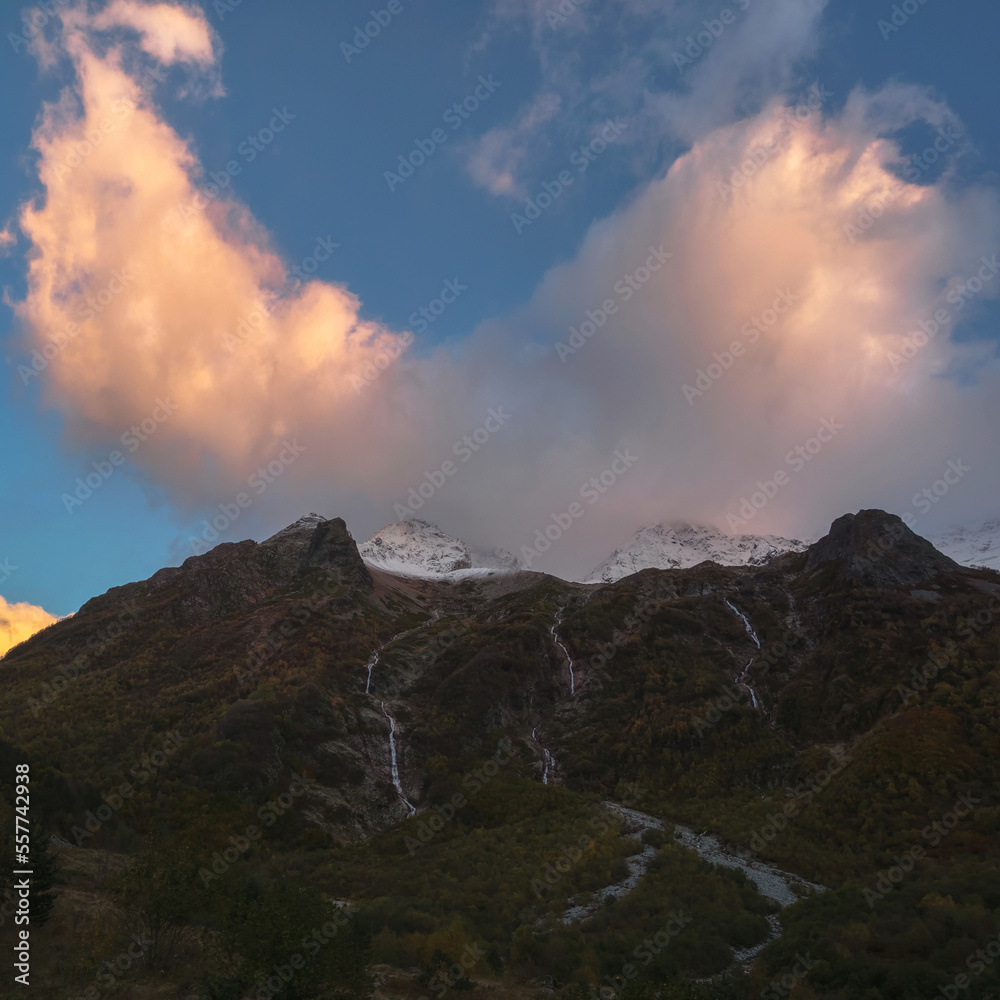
[927,519,1000,572]
[585,522,808,584]
[360,520,519,579]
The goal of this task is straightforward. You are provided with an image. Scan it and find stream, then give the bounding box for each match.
[561,802,826,969]
[362,611,441,694]
[726,600,763,714]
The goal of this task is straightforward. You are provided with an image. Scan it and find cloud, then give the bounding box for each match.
[465,92,563,196]
[0,596,57,658]
[409,83,1000,578]
[0,226,15,256]
[88,0,216,66]
[13,0,420,509]
[11,1,1000,583]
[464,0,830,197]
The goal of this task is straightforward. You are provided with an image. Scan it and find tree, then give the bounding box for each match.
[206,877,371,999]
[109,832,200,969]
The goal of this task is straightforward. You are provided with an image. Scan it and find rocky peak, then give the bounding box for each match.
[298,517,373,590]
[79,513,372,623]
[805,509,960,587]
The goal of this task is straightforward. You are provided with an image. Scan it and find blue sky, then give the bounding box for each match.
[1,0,999,622]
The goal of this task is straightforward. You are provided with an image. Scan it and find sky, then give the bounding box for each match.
[1,0,998,636]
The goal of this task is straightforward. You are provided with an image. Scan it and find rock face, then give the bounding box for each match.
[585,522,807,583]
[79,513,372,623]
[298,517,374,590]
[804,509,961,587]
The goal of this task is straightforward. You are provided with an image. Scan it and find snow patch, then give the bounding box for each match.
[586,522,807,584]
[928,519,1000,572]
[360,519,520,580]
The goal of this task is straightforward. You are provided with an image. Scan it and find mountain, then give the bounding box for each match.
[3,509,999,999]
[76,512,372,628]
[804,508,961,587]
[359,518,519,578]
[585,521,808,583]
[930,518,1000,571]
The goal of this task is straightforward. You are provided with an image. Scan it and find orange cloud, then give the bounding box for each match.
[14,0,418,507]
[0,597,57,659]
[89,0,216,66]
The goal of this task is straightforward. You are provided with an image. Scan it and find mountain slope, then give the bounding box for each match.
[3,509,999,999]
[585,521,808,583]
[930,518,1000,571]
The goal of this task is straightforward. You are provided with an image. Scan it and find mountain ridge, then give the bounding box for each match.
[584,521,809,583]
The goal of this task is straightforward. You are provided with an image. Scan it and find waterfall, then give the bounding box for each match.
[381,702,416,815]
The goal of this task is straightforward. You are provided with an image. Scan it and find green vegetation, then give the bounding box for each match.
[0,522,998,998]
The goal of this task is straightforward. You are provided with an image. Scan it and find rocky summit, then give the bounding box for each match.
[804,509,961,588]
